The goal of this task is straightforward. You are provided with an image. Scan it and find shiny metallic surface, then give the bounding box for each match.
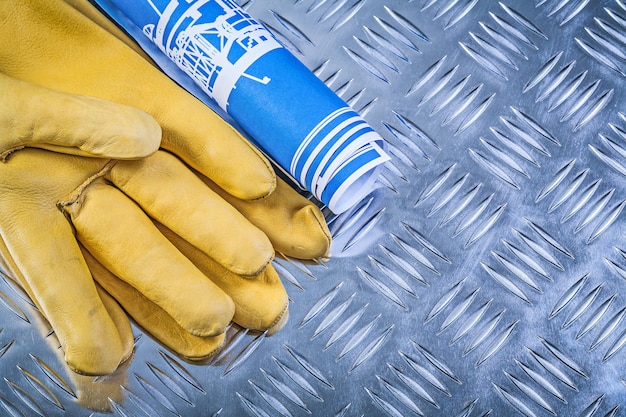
[2,0,626,415]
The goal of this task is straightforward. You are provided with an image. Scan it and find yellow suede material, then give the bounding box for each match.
[0,149,125,375]
[84,248,226,361]
[64,181,236,338]
[107,151,275,276]
[205,176,332,260]
[0,0,275,200]
[95,284,135,364]
[0,74,161,160]
[0,0,333,376]
[156,222,290,332]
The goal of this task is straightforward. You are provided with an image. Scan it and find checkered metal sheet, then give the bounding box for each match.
[2,0,626,415]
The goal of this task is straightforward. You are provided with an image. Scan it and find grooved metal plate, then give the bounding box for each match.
[2,0,626,415]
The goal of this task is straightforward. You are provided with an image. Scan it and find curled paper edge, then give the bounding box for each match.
[325,143,389,214]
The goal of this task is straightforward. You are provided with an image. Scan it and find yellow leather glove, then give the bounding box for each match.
[0,0,331,262]
[0,93,326,374]
[0,0,273,201]
[0,0,332,375]
[0,135,234,374]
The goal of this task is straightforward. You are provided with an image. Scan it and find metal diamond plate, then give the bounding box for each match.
[2,0,626,415]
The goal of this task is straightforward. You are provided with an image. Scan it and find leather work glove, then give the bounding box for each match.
[0,0,332,375]
[0,74,330,375]
[0,0,274,201]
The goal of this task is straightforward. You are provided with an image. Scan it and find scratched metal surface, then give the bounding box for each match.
[2,0,626,415]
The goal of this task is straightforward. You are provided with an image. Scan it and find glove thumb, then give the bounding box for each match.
[0,74,161,160]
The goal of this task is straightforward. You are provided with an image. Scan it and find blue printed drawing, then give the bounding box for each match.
[141,0,282,109]
[94,0,390,213]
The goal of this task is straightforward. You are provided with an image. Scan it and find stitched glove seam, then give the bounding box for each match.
[57,159,118,214]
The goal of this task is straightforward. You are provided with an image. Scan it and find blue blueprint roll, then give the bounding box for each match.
[94,0,389,213]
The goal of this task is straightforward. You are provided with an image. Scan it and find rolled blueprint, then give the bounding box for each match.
[94,0,390,213]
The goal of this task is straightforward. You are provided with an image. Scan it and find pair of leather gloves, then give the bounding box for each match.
[0,0,331,376]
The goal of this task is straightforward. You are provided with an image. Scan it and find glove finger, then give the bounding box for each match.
[107,151,274,277]
[0,0,275,200]
[156,222,289,334]
[63,180,235,337]
[203,175,332,260]
[83,248,225,361]
[0,213,126,376]
[95,282,135,365]
[0,74,161,160]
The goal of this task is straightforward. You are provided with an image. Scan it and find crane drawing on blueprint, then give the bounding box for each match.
[142,0,281,109]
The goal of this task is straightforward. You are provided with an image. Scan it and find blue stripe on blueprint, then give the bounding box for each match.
[304,123,375,193]
[321,146,385,207]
